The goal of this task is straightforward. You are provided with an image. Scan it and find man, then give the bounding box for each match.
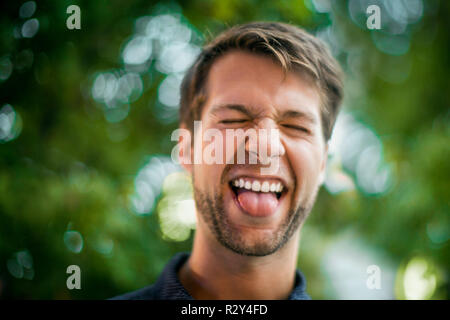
[113,21,343,300]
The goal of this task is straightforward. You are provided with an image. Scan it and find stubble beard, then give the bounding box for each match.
[192,172,318,257]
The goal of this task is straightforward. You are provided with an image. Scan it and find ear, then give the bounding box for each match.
[178,125,193,174]
[318,143,328,186]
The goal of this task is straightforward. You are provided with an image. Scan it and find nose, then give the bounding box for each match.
[244,118,285,164]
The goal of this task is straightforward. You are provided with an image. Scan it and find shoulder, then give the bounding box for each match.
[109,252,191,300]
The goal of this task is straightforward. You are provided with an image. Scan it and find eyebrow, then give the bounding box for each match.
[210,103,317,124]
[210,104,256,118]
[279,110,317,125]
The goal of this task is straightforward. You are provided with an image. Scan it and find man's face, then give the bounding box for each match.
[187,50,327,256]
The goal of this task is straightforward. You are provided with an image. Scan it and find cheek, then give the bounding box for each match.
[191,126,229,189]
[287,142,324,193]
[193,165,224,198]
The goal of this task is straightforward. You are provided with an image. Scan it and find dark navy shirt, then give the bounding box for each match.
[111,252,311,300]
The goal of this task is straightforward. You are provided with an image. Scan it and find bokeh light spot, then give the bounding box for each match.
[402,257,437,300]
[0,56,13,81]
[21,18,39,38]
[122,36,153,65]
[19,1,37,19]
[64,230,84,253]
[0,104,23,143]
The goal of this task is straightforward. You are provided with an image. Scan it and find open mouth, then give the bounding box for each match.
[228,177,287,217]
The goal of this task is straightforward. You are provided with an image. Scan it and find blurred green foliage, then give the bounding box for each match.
[0,0,448,299]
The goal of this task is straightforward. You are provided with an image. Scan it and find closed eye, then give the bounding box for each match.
[220,119,248,124]
[282,124,310,133]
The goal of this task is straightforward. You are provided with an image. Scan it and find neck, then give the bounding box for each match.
[179,224,301,300]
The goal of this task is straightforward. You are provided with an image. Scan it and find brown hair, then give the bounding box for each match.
[179,21,344,141]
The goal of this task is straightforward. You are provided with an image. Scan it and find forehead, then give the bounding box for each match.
[203,50,321,119]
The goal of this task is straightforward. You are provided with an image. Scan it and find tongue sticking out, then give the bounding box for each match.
[236,189,279,217]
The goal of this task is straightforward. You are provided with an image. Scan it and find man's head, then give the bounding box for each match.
[178,22,343,256]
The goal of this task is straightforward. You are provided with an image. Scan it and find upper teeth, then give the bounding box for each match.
[233,178,283,193]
